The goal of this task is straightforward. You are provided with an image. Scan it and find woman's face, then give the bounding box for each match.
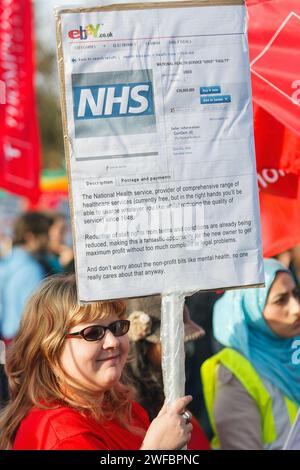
[263,272,300,338]
[49,218,66,252]
[60,312,129,392]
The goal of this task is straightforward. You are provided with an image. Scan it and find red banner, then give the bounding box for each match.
[0,0,40,202]
[247,0,300,137]
[254,104,300,178]
[246,1,300,256]
[259,187,300,258]
[253,104,300,256]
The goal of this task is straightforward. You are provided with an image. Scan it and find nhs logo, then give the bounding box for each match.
[72,70,156,138]
[74,82,154,119]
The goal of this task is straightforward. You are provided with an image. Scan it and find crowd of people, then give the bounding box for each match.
[0,211,73,342]
[0,211,300,450]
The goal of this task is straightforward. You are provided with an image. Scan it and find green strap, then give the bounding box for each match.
[285,397,298,424]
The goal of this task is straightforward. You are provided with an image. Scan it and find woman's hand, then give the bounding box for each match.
[140,395,193,450]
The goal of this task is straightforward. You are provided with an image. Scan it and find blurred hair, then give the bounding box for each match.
[42,211,66,230]
[126,341,164,421]
[13,212,52,246]
[46,211,65,223]
[0,274,137,449]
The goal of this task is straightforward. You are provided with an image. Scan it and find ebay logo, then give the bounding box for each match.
[68,24,112,40]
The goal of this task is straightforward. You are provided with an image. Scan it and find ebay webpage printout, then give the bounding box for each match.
[56,1,264,302]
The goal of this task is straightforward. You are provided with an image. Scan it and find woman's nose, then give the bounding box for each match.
[102,330,120,348]
[290,296,300,316]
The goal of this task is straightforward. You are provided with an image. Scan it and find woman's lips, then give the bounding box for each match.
[97,355,120,362]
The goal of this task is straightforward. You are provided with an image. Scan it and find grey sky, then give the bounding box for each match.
[34,0,85,49]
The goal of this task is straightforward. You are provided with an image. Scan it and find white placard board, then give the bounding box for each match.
[56,0,264,302]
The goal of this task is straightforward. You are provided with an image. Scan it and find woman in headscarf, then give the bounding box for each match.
[201,258,300,450]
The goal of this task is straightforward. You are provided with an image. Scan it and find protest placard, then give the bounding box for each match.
[56,0,264,303]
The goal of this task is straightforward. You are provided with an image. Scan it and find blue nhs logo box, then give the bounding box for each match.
[72,70,156,138]
[74,83,154,118]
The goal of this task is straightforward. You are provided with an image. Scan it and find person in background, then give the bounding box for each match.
[0,212,52,341]
[201,258,300,450]
[0,275,193,450]
[126,296,210,450]
[275,247,300,288]
[44,212,74,274]
[0,233,12,259]
[290,245,300,286]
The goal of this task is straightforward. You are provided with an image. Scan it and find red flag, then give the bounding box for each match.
[0,0,40,202]
[254,105,300,256]
[259,188,300,258]
[246,1,300,256]
[254,104,300,178]
[247,0,300,137]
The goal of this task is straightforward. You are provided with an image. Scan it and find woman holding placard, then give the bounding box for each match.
[0,274,192,450]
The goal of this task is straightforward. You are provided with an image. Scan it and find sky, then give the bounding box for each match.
[34,0,82,49]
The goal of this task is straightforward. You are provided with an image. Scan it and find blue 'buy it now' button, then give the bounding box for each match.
[200,86,221,94]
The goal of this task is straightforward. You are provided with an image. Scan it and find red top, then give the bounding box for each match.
[13,402,210,450]
[13,402,149,450]
[188,416,210,450]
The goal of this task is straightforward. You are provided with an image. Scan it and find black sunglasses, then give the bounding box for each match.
[65,320,130,342]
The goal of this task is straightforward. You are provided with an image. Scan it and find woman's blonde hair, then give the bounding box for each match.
[0,274,137,449]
